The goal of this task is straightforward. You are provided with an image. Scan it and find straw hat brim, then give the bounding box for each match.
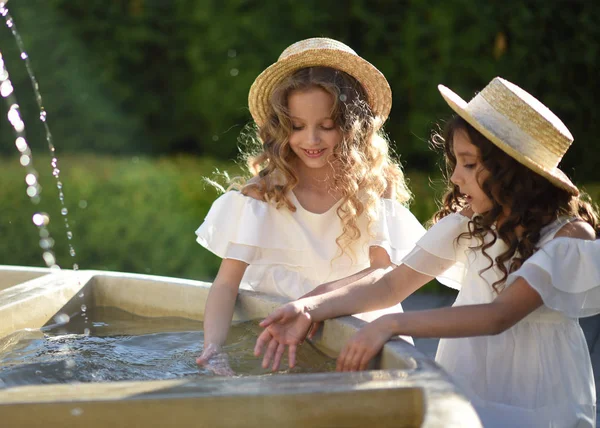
[438,84,579,195]
[249,49,392,129]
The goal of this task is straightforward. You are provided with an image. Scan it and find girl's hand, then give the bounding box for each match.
[336,316,393,372]
[196,343,235,376]
[254,302,313,371]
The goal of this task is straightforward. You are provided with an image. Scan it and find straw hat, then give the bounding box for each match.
[248,37,392,128]
[438,77,578,195]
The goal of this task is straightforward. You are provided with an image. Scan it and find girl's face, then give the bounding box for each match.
[450,129,493,214]
[287,87,342,171]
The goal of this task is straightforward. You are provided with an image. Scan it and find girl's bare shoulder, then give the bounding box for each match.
[554,220,596,240]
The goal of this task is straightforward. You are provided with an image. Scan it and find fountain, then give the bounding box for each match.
[0,267,481,427]
[0,2,482,426]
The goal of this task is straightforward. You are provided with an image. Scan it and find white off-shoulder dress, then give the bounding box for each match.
[403,212,600,428]
[196,190,426,329]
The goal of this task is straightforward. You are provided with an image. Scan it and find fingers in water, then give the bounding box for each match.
[272,342,286,372]
[254,329,272,356]
[288,344,297,368]
[350,350,364,372]
[262,337,279,369]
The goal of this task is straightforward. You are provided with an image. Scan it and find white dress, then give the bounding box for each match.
[403,213,600,428]
[196,190,426,327]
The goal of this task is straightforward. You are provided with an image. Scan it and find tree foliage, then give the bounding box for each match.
[1,0,598,180]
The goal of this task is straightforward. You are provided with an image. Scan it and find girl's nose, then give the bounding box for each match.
[308,129,321,145]
[450,168,461,186]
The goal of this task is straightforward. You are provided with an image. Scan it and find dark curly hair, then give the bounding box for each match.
[432,115,599,292]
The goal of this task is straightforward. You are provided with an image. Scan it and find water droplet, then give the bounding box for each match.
[80,304,87,313]
[78,292,84,298]
[227,49,237,58]
[26,185,38,197]
[230,68,239,77]
[53,313,70,324]
[32,195,41,205]
[32,213,45,226]
[52,168,60,177]
[39,110,47,122]
[78,200,87,209]
[65,359,76,369]
[212,135,219,141]
[39,238,54,250]
[61,208,68,215]
[19,154,30,166]
[71,408,83,417]
[339,94,347,102]
[6,17,13,28]
[25,173,37,185]
[39,228,49,238]
[15,137,27,152]
[42,251,56,266]
[67,231,73,239]
[35,370,42,375]
[51,158,57,167]
[70,248,76,257]
[8,105,25,132]
[0,80,13,97]
[20,52,28,60]
[83,328,90,336]
[57,181,62,189]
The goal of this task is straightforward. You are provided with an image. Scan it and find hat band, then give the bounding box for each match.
[467,95,561,170]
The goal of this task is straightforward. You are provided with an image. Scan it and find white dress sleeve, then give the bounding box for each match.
[370,199,427,265]
[505,238,600,318]
[401,212,472,290]
[195,191,306,266]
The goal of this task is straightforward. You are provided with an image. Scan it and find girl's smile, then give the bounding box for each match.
[302,148,326,158]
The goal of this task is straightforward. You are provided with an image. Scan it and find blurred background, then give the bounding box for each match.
[1,0,599,288]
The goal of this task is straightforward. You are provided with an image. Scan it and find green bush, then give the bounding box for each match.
[0,155,236,281]
[2,155,597,292]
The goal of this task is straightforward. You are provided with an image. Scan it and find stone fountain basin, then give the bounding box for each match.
[0,266,481,427]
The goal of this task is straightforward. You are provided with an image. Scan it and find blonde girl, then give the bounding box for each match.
[195,38,425,375]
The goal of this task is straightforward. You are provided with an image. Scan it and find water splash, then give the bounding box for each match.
[1,4,78,270]
[0,50,57,269]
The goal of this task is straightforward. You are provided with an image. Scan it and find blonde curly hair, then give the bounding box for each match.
[235,66,411,260]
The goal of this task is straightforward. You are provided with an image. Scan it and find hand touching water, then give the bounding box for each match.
[197,343,235,376]
[254,301,313,371]
[336,315,393,372]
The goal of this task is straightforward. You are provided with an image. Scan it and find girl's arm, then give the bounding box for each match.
[337,275,543,371]
[301,246,393,298]
[299,246,396,340]
[196,258,248,372]
[255,263,434,370]
[305,262,433,322]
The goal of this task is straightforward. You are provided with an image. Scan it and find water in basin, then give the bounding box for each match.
[0,307,335,387]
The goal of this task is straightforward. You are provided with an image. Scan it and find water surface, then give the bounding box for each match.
[0,307,335,387]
